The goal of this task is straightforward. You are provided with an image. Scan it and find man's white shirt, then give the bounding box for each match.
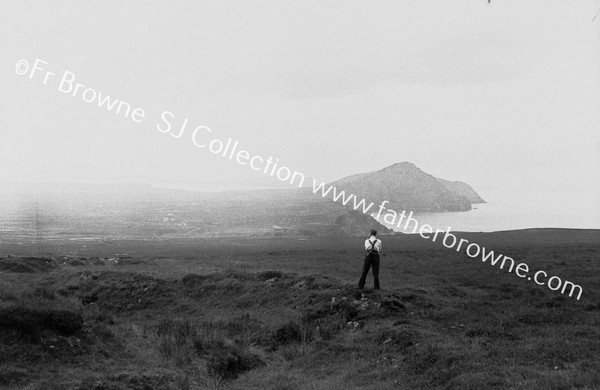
[364,236,382,252]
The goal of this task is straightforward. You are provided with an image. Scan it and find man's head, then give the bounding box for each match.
[370,229,377,237]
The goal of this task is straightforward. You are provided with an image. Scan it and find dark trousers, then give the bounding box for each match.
[358,254,380,290]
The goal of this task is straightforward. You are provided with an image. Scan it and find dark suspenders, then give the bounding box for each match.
[368,239,378,253]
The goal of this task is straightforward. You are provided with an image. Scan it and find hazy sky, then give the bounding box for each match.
[1,1,599,206]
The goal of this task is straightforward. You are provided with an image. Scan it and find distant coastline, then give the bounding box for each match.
[149,182,285,193]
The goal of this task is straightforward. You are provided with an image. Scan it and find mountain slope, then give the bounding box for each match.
[437,178,486,204]
[330,162,482,213]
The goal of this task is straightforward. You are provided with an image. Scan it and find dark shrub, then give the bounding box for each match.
[301,305,331,323]
[194,335,226,358]
[45,309,83,335]
[0,307,83,337]
[465,326,517,340]
[400,293,418,303]
[332,300,359,321]
[380,298,406,313]
[257,270,284,281]
[205,343,264,386]
[180,274,207,287]
[273,322,302,346]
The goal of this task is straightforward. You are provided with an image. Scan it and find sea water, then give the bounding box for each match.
[380,188,600,233]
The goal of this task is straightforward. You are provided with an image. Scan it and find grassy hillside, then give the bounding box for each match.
[1,230,599,389]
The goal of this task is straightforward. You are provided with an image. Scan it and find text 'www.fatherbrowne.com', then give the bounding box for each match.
[15,57,584,301]
[310,181,583,300]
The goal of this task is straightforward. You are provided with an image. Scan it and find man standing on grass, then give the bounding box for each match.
[358,229,382,290]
